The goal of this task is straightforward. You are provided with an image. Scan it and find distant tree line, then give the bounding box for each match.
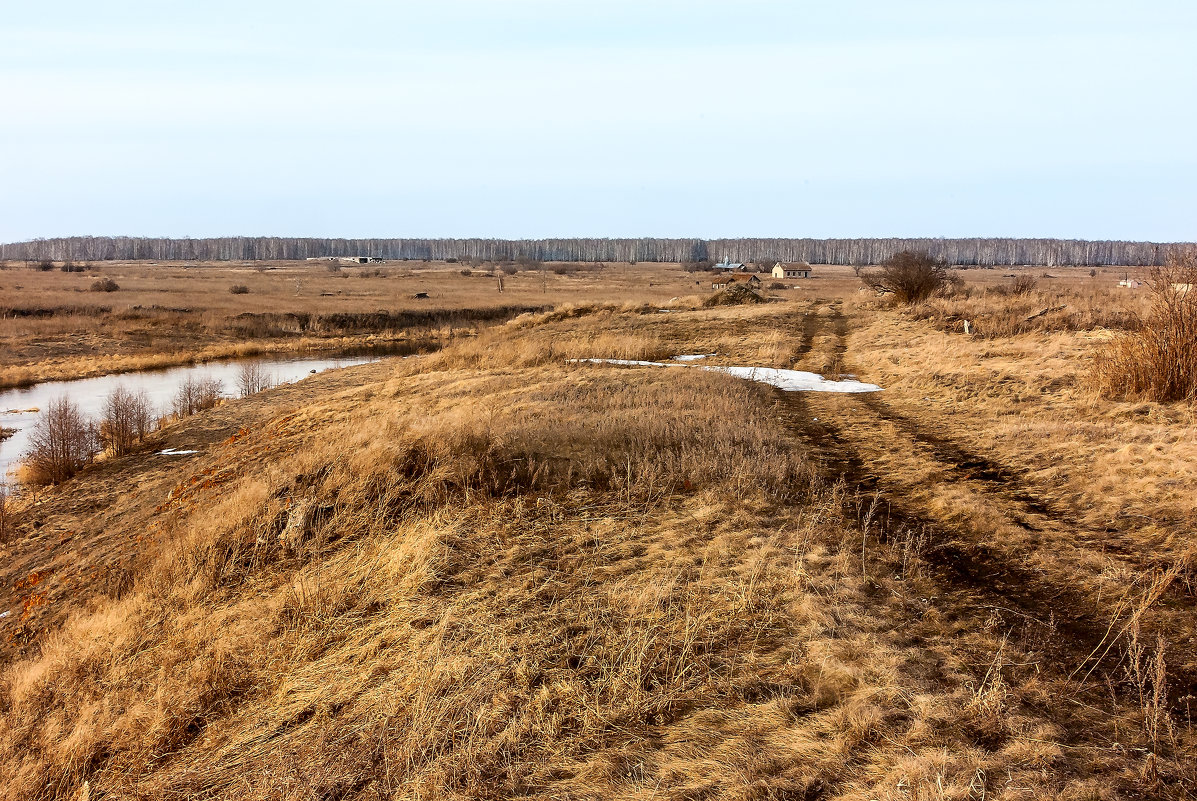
[0,236,1188,266]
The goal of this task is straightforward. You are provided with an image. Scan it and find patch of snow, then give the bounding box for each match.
[0,610,10,619]
[702,366,881,394]
[159,448,200,455]
[672,354,715,362]
[572,359,883,393]
[569,359,679,368]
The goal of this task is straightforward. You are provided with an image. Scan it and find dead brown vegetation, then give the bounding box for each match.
[20,396,98,485]
[1094,254,1197,402]
[702,283,766,307]
[860,250,950,304]
[100,385,155,456]
[2,267,1195,798]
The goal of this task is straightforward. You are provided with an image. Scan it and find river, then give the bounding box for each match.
[0,352,395,483]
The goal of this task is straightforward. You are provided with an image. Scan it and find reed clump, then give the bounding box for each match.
[1094,254,1197,402]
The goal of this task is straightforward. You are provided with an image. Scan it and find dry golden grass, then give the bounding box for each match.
[1093,255,1197,402]
[2,269,1195,799]
[0,260,713,388]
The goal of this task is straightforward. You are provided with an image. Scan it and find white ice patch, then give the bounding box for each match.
[701,366,881,394]
[570,359,678,368]
[159,448,200,455]
[571,359,882,393]
[672,354,715,362]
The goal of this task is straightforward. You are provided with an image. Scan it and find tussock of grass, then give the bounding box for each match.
[1094,257,1197,402]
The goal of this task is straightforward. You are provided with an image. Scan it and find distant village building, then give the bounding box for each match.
[305,256,385,264]
[772,263,811,279]
[712,274,761,290]
[713,259,748,272]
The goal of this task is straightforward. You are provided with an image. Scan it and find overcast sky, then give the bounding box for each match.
[2,1,1194,242]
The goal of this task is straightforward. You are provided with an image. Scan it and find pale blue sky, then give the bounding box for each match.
[2,1,1194,241]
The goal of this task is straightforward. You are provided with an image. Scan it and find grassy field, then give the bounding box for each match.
[0,259,716,388]
[2,261,1195,799]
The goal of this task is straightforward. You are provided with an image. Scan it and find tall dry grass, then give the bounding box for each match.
[1094,255,1197,402]
[0,368,820,798]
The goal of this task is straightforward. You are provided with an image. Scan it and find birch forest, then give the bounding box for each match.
[0,236,1188,266]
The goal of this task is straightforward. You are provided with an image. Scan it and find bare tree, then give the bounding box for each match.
[861,251,951,304]
[22,396,98,484]
[236,361,273,397]
[173,376,224,418]
[100,385,155,456]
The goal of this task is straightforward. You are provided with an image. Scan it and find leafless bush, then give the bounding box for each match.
[236,361,273,397]
[499,263,519,276]
[90,277,120,292]
[326,262,342,273]
[172,376,224,418]
[229,284,250,295]
[21,396,98,485]
[1010,275,1038,296]
[861,250,950,304]
[100,385,155,456]
[1094,254,1197,402]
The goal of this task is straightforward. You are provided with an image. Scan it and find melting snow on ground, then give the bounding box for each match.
[570,359,882,393]
[159,448,200,455]
[672,354,715,362]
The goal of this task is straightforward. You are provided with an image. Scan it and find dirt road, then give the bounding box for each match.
[777,300,1197,714]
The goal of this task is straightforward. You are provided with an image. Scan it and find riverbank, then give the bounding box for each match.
[0,260,716,391]
[0,333,434,390]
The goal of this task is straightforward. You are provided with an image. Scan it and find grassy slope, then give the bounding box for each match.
[1,298,1194,799]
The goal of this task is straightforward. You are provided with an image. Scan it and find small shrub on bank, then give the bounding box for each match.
[22,396,98,485]
[1094,254,1197,402]
[173,376,224,418]
[90,277,120,292]
[236,361,273,397]
[100,386,155,456]
[229,284,250,295]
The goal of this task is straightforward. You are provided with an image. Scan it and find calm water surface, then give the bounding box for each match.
[1,353,388,483]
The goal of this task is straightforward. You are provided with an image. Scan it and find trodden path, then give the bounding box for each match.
[777,300,1197,720]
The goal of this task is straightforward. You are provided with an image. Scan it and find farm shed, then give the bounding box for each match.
[772,263,811,279]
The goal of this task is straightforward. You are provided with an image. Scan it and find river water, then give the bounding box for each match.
[0,353,392,483]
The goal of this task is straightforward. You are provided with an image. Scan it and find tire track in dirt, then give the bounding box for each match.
[822,301,1166,563]
[849,394,1127,540]
[775,391,1104,650]
[783,305,1197,707]
[792,299,831,362]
